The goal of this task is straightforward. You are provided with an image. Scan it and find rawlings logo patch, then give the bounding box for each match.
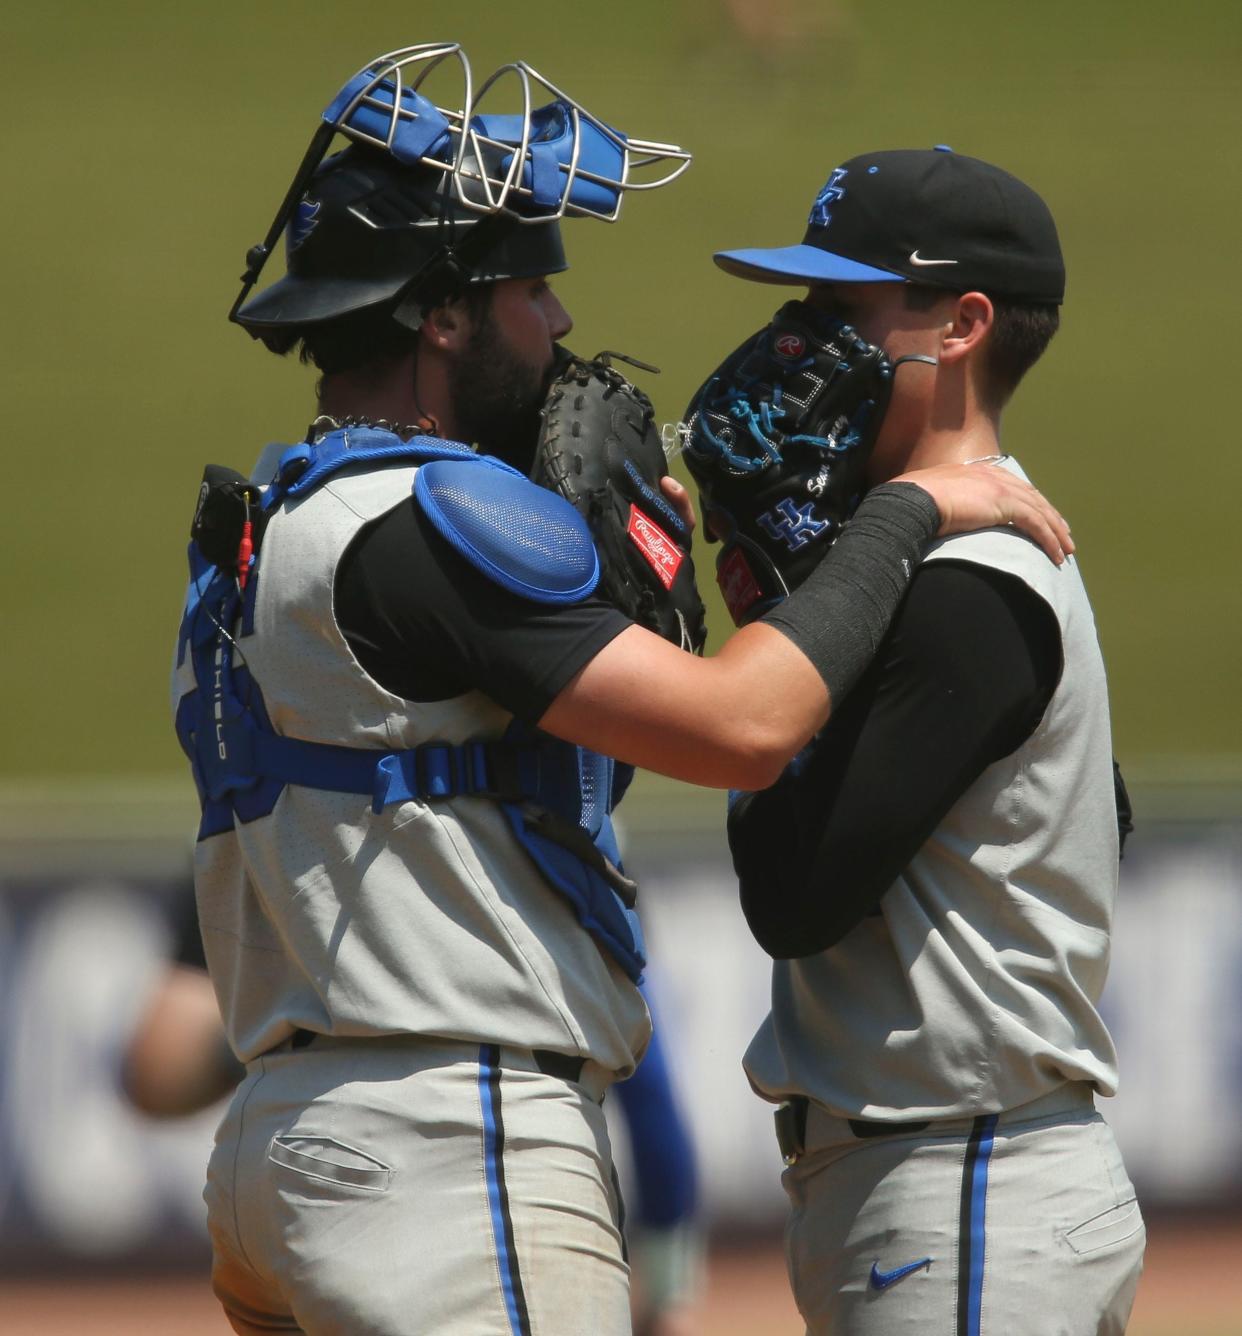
[718,545,763,621]
[627,506,683,590]
[774,332,806,360]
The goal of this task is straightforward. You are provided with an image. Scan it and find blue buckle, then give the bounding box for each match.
[371,752,410,814]
[465,741,490,794]
[370,742,472,813]
[275,442,313,491]
[419,744,456,799]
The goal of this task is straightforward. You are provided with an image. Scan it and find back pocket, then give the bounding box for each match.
[1064,1198,1143,1255]
[268,1135,393,1192]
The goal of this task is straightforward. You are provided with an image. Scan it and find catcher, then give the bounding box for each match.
[174,48,1072,1336]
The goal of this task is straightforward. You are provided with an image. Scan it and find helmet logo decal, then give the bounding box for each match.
[288,197,322,254]
[808,168,848,229]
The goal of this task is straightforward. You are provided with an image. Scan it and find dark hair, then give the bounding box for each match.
[981,299,1060,409]
[262,284,497,376]
[902,285,1059,409]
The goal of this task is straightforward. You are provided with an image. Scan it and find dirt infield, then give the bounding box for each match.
[1,1219,1237,1335]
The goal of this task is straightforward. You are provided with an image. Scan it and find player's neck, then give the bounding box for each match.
[317,352,458,440]
[898,420,1003,472]
[875,393,1004,478]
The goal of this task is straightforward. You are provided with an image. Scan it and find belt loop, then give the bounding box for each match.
[775,1097,808,1166]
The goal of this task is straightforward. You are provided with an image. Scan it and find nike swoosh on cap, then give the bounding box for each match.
[869,1258,932,1291]
[909,251,958,266]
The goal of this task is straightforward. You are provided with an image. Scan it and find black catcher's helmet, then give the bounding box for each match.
[233,145,568,347]
[229,43,691,348]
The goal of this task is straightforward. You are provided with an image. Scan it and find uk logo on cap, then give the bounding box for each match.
[808,168,847,229]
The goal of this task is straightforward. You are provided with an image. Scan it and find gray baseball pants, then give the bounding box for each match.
[205,1035,629,1336]
[778,1083,1145,1335]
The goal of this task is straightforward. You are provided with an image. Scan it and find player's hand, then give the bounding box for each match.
[894,461,1074,565]
[659,475,697,534]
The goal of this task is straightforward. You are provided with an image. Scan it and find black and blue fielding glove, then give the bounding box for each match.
[679,300,894,625]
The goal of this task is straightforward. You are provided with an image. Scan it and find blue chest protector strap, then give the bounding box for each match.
[175,428,645,980]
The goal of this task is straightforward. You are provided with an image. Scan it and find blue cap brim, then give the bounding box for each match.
[713,245,907,286]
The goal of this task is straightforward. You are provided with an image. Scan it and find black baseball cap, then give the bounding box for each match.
[715,146,1065,304]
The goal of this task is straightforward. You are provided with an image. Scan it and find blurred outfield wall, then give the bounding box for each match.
[2,0,1239,779]
[0,780,1239,1270]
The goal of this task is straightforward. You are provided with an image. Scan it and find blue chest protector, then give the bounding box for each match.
[174,427,644,980]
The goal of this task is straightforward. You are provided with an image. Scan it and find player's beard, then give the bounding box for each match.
[447,321,550,474]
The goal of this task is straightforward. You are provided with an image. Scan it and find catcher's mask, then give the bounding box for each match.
[232,43,691,344]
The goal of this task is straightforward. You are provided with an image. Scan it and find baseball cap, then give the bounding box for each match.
[715,146,1065,304]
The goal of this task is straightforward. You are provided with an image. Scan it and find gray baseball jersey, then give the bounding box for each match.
[174,455,652,1334]
[743,457,1143,1334]
[172,460,649,1072]
[745,463,1120,1119]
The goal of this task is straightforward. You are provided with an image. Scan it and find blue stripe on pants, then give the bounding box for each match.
[958,1113,999,1336]
[478,1044,533,1336]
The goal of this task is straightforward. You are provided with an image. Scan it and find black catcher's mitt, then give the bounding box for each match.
[532,350,707,654]
[679,300,894,626]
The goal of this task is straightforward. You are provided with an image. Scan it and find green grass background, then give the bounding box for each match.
[4,0,1239,785]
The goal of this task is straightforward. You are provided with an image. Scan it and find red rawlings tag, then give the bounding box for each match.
[627,505,683,590]
[717,545,763,623]
[774,332,806,359]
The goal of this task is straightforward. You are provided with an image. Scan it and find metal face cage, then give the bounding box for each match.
[230,43,692,323]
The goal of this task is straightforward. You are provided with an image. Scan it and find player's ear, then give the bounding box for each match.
[939,292,993,367]
[420,296,473,354]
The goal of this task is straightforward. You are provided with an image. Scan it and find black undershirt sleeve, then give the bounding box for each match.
[730,560,1063,959]
[334,497,632,721]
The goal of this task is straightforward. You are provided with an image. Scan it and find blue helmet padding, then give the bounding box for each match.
[471,104,627,214]
[714,244,908,286]
[323,74,452,166]
[324,76,627,214]
[414,458,599,604]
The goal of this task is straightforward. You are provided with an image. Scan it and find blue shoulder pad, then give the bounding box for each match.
[414,458,600,604]
[267,428,476,508]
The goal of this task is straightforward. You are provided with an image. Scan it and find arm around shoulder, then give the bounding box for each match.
[540,466,1070,791]
[539,621,830,790]
[541,479,936,789]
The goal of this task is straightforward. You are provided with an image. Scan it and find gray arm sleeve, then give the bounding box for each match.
[761,481,940,704]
